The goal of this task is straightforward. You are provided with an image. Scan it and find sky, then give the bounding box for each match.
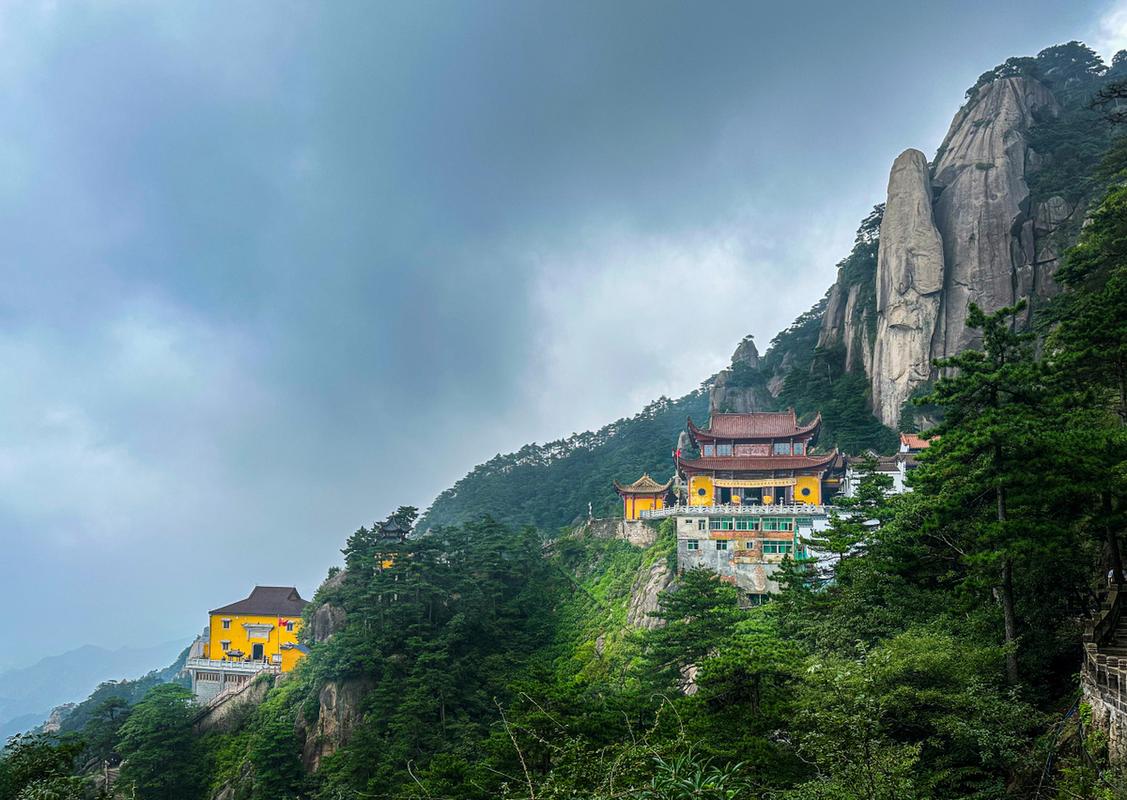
[1,0,1124,670]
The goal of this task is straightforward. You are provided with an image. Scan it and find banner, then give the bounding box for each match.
[713,477,797,488]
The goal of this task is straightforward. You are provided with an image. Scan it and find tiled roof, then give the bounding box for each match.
[677,450,839,473]
[688,410,821,440]
[614,473,673,495]
[899,432,931,450]
[210,586,308,617]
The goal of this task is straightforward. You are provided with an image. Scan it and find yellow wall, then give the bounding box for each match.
[794,476,822,505]
[206,613,305,672]
[688,475,714,506]
[623,494,663,521]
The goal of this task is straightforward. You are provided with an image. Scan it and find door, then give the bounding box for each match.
[252,643,264,661]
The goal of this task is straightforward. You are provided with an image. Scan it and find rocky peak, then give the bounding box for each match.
[930,76,1059,359]
[709,336,770,413]
[870,149,945,427]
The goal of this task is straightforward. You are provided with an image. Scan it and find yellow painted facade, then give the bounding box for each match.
[794,475,822,505]
[205,613,305,672]
[689,475,714,505]
[623,494,664,521]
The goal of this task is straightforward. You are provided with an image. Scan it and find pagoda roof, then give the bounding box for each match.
[613,473,673,495]
[687,410,821,441]
[677,450,840,474]
[210,586,308,617]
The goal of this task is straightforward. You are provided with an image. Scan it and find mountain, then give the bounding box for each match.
[420,42,1127,531]
[418,391,709,532]
[814,42,1127,428]
[0,639,189,739]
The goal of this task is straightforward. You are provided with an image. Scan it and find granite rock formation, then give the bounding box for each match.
[871,149,945,427]
[930,76,1059,357]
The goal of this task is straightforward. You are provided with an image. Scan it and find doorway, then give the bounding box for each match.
[252,643,264,661]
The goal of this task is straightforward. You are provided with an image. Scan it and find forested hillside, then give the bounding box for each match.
[6,39,1127,800]
[417,391,709,532]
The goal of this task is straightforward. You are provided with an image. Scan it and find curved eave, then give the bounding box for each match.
[686,412,823,442]
[614,479,673,496]
[676,449,840,475]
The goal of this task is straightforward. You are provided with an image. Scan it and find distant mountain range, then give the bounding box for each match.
[0,639,189,739]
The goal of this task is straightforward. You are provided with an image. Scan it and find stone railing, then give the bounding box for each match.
[640,504,829,520]
[1083,586,1127,712]
[185,657,282,676]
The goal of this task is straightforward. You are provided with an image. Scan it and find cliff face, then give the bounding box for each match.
[816,75,1063,428]
[930,76,1059,357]
[871,149,945,426]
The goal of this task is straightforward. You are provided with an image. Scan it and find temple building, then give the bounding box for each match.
[614,473,672,520]
[612,409,843,604]
[678,410,841,506]
[185,585,309,703]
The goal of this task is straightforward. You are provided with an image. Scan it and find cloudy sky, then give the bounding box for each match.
[1,0,1124,668]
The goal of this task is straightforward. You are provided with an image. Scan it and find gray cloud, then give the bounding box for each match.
[0,0,1107,666]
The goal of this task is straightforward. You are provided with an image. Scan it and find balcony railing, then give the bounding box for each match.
[185,657,281,676]
[640,504,829,520]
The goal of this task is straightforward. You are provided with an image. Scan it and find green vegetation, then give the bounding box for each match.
[418,391,709,531]
[8,36,1127,800]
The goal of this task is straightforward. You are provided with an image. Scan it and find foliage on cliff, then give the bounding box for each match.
[418,391,708,531]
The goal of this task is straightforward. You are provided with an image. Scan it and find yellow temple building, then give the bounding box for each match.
[678,410,839,506]
[186,585,309,703]
[614,473,672,520]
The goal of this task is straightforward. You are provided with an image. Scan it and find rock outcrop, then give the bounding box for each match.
[930,76,1058,358]
[626,557,674,629]
[811,75,1063,428]
[818,282,873,375]
[870,149,945,427]
[297,678,373,772]
[709,337,771,413]
[309,602,346,644]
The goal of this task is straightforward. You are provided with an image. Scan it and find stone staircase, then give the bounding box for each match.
[1082,584,1127,763]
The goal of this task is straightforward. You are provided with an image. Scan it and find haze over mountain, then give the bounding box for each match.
[2,0,1126,669]
[0,639,187,740]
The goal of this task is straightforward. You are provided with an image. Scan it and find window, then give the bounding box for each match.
[742,540,756,549]
[709,517,734,531]
[683,518,694,526]
[222,619,231,629]
[762,542,794,554]
[735,518,759,531]
[698,519,707,531]
[702,444,715,456]
[715,539,728,551]
[221,640,231,651]
[793,442,806,455]
[285,621,295,632]
[686,539,699,551]
[773,442,791,455]
[716,444,733,456]
[762,518,793,532]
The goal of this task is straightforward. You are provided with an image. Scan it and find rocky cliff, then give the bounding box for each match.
[708,336,772,413]
[870,149,945,425]
[930,76,1059,359]
[804,67,1090,429]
